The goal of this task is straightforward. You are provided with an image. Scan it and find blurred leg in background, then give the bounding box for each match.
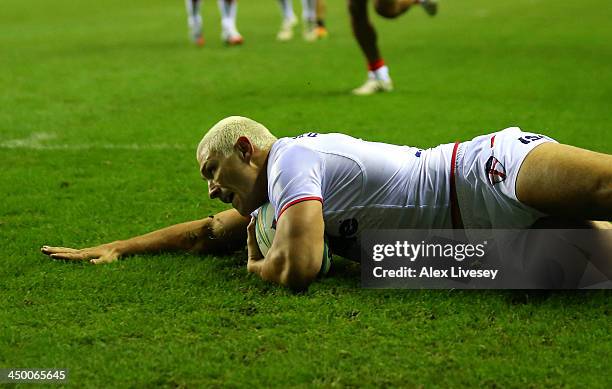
[348,0,437,95]
[315,0,329,39]
[277,0,327,42]
[185,0,205,46]
[301,0,318,41]
[277,0,298,41]
[219,0,243,45]
[185,0,243,46]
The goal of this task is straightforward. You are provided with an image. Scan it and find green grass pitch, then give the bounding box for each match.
[1,0,610,387]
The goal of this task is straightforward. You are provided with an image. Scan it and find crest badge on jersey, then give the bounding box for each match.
[339,218,358,237]
[485,156,507,185]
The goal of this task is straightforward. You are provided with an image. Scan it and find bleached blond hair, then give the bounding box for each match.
[196,116,277,164]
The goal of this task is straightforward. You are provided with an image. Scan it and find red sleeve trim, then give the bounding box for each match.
[278,196,323,219]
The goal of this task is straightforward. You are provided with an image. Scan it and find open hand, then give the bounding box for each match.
[40,245,120,265]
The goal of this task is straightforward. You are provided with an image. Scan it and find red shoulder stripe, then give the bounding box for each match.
[278,196,323,219]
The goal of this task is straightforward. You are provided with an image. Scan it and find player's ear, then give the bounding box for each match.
[234,136,253,162]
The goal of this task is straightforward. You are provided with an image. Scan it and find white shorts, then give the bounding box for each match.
[454,127,557,228]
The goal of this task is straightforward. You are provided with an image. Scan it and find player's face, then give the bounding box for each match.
[200,149,264,216]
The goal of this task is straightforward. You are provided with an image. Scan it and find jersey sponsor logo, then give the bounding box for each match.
[339,218,358,237]
[517,134,544,145]
[292,132,319,139]
[485,156,507,185]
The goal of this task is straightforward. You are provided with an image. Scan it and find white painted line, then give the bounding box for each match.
[0,132,191,150]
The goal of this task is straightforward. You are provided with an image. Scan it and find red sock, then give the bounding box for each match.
[368,59,385,72]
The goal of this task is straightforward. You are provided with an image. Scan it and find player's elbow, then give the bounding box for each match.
[592,174,612,219]
[191,215,244,254]
[576,169,612,219]
[189,217,217,254]
[283,262,319,292]
[266,251,320,291]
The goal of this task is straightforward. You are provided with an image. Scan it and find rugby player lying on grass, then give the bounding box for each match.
[42,116,612,290]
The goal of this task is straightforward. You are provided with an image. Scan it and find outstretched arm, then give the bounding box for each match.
[41,209,249,264]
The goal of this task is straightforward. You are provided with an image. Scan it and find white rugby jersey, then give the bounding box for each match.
[266,133,455,241]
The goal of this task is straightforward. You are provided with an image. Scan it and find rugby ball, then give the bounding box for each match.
[255,202,332,275]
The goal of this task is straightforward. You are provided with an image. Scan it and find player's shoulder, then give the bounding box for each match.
[271,132,362,164]
[269,136,323,170]
[273,132,328,155]
[276,132,356,151]
[273,135,316,155]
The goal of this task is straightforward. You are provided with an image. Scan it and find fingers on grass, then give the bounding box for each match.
[90,255,117,265]
[50,252,86,261]
[41,246,79,254]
